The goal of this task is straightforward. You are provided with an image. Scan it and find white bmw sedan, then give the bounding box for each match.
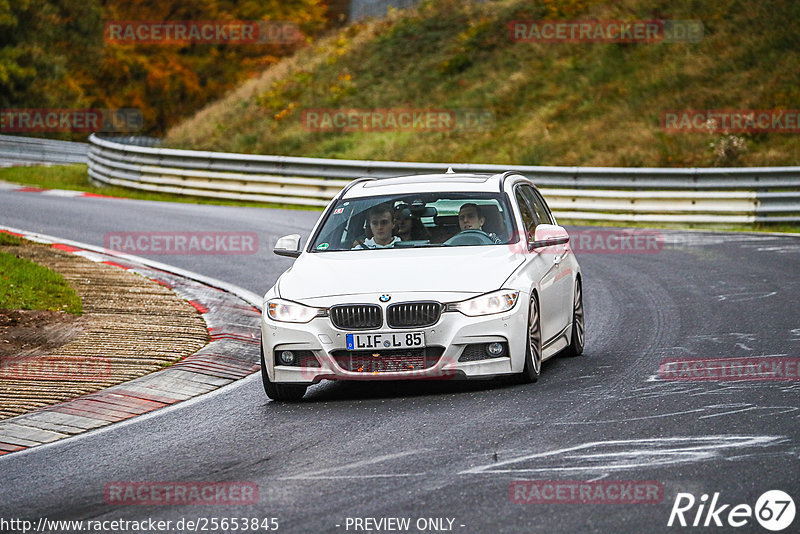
[260,171,584,400]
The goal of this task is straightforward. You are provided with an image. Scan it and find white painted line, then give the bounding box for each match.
[283,474,428,480]
[278,450,427,480]
[698,405,799,420]
[40,189,84,197]
[553,408,708,424]
[458,435,785,475]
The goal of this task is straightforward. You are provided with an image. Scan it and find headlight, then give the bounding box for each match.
[266,299,324,323]
[447,290,519,317]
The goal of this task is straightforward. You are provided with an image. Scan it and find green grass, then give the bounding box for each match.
[166,0,799,168]
[0,246,83,315]
[0,165,318,211]
[0,233,23,246]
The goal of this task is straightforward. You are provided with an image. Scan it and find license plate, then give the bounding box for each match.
[346,332,425,351]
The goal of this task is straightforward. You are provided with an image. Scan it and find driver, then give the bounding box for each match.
[458,203,502,243]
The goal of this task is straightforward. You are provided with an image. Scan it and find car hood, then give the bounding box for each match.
[278,247,525,301]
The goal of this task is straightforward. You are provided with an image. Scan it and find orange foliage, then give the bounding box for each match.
[84,0,329,135]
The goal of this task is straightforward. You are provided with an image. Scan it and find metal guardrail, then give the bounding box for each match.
[97,135,163,148]
[0,135,89,167]
[82,134,793,223]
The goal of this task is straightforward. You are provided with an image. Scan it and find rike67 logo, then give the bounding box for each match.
[668,490,795,531]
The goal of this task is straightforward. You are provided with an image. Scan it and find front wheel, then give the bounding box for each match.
[260,344,307,401]
[563,278,585,357]
[518,293,542,383]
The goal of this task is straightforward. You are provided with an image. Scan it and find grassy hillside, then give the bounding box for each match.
[166,0,800,167]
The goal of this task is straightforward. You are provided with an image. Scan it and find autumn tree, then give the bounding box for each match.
[1,0,330,137]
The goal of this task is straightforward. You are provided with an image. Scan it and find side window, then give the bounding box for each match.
[515,189,537,238]
[520,185,554,226]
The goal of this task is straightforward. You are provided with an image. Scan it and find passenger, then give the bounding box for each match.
[352,203,401,249]
[457,203,502,243]
[393,206,431,242]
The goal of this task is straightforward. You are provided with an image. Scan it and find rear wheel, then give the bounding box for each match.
[260,344,307,401]
[518,293,542,383]
[563,278,585,357]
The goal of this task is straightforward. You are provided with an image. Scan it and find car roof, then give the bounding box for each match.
[341,172,521,199]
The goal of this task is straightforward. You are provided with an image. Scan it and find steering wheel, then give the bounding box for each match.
[443,229,495,246]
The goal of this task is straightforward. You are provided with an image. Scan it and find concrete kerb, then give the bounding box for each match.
[0,225,263,455]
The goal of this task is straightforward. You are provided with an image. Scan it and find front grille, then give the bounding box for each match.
[386,301,442,328]
[332,347,444,373]
[329,304,382,330]
[459,344,490,362]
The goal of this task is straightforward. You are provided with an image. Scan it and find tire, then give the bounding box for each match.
[518,293,542,383]
[260,344,307,401]
[563,278,585,357]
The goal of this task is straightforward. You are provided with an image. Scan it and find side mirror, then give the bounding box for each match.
[528,224,570,252]
[274,234,302,258]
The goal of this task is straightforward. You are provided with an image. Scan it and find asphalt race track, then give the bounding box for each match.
[1,188,799,533]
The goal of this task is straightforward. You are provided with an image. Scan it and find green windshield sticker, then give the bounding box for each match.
[316,243,330,250]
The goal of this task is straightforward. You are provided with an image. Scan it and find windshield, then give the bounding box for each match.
[309,192,516,252]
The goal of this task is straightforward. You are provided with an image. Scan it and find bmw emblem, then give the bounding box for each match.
[379,294,391,303]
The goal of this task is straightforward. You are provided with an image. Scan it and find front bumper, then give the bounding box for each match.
[261,295,529,383]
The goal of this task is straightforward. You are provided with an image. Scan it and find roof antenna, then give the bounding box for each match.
[446,167,455,174]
